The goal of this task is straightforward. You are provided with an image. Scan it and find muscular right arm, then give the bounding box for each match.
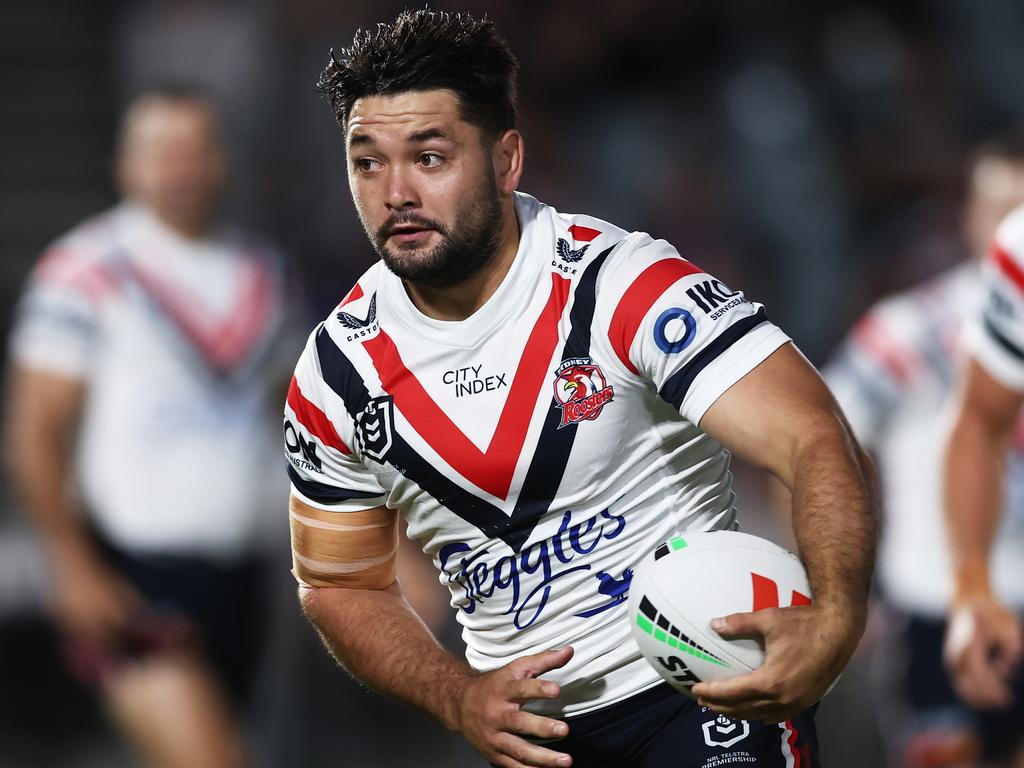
[291,494,573,767]
[300,581,473,729]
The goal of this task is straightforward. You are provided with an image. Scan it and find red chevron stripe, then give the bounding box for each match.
[608,258,703,375]
[337,282,364,309]
[287,376,351,455]
[362,274,570,499]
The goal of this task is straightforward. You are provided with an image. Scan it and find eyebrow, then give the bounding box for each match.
[348,133,376,148]
[349,128,451,148]
[408,128,450,143]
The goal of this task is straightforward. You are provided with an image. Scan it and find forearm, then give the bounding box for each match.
[943,411,1010,598]
[788,419,877,622]
[300,582,476,731]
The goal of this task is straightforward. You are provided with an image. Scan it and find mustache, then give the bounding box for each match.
[376,213,447,241]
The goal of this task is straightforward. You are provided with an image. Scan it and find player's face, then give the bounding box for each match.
[118,99,227,237]
[965,157,1024,259]
[346,89,503,287]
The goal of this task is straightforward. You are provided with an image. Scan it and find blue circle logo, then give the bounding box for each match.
[654,308,697,354]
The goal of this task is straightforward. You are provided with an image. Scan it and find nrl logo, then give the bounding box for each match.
[552,357,614,428]
[556,238,589,263]
[337,292,377,329]
[355,395,393,463]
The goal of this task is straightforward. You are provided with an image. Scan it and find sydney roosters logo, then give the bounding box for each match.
[552,357,614,428]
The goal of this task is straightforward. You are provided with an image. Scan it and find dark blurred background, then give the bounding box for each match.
[2,0,1023,765]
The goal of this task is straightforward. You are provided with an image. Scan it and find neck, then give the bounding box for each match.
[145,205,214,241]
[404,199,521,321]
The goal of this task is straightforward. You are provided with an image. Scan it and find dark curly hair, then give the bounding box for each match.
[317,9,519,140]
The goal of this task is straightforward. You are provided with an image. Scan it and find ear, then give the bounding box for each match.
[493,129,524,195]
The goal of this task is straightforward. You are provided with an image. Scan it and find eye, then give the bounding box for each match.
[354,157,381,173]
[418,153,444,168]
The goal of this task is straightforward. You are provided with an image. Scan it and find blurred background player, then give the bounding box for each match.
[4,86,297,768]
[824,135,1024,767]
[943,199,1024,768]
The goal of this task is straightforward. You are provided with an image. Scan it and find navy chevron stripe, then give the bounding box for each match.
[658,307,768,410]
[314,245,617,552]
[287,464,385,504]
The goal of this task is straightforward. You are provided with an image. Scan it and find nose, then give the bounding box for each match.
[384,166,420,212]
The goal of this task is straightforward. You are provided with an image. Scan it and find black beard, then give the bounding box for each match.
[371,186,503,289]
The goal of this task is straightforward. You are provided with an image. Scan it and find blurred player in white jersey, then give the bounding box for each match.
[943,196,1024,768]
[825,136,1024,767]
[285,10,877,768]
[5,87,296,767]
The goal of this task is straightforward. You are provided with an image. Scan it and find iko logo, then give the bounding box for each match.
[702,714,750,748]
[751,572,812,612]
[337,293,378,341]
[355,396,394,463]
[284,419,323,473]
[654,308,697,354]
[686,280,740,316]
[556,238,590,263]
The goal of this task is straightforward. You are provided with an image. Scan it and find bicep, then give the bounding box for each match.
[289,493,399,590]
[5,364,86,453]
[700,343,853,484]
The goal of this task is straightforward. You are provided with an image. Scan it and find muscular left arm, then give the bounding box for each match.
[690,343,878,722]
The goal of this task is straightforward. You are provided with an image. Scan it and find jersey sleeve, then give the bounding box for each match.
[285,327,388,512]
[7,245,113,378]
[822,301,922,448]
[603,235,790,425]
[965,206,1024,392]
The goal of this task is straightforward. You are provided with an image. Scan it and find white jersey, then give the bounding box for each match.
[10,203,296,559]
[825,262,1024,616]
[286,192,789,716]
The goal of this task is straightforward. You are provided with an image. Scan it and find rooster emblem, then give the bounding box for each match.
[552,358,614,428]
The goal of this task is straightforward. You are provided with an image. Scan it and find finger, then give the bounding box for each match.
[709,611,770,641]
[512,647,574,679]
[507,677,560,703]
[691,668,775,704]
[493,732,572,767]
[505,709,570,740]
[957,641,1012,709]
[993,620,1024,673]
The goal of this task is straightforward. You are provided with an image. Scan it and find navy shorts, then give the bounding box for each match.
[499,683,821,767]
[64,532,267,701]
[874,610,1024,763]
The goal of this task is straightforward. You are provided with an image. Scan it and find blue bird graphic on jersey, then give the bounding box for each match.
[597,568,633,598]
[574,568,633,618]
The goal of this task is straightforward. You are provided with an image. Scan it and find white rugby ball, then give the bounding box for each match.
[627,530,812,697]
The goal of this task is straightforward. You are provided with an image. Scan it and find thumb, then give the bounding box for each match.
[710,611,766,640]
